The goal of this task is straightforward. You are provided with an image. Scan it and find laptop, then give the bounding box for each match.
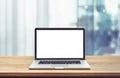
[29,28,90,69]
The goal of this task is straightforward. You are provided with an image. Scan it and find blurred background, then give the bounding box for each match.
[0,0,120,56]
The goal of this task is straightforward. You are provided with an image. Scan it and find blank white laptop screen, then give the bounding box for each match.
[36,30,83,58]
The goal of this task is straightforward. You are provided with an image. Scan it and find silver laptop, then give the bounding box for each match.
[29,28,90,69]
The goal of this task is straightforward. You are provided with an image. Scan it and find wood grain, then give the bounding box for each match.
[0,56,120,77]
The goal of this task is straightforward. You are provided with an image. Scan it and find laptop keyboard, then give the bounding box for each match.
[39,60,81,64]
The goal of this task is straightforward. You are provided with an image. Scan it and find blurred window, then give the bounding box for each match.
[77,0,120,55]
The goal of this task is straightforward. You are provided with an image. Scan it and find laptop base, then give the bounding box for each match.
[29,60,90,70]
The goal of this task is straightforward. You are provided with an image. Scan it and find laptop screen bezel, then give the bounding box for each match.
[35,28,85,60]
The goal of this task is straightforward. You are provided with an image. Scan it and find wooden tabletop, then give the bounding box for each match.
[0,56,120,77]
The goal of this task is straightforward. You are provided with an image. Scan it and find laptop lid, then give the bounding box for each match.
[35,28,85,60]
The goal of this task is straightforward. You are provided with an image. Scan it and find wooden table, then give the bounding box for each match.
[0,56,120,77]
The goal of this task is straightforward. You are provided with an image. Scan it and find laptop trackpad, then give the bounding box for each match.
[52,64,68,69]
